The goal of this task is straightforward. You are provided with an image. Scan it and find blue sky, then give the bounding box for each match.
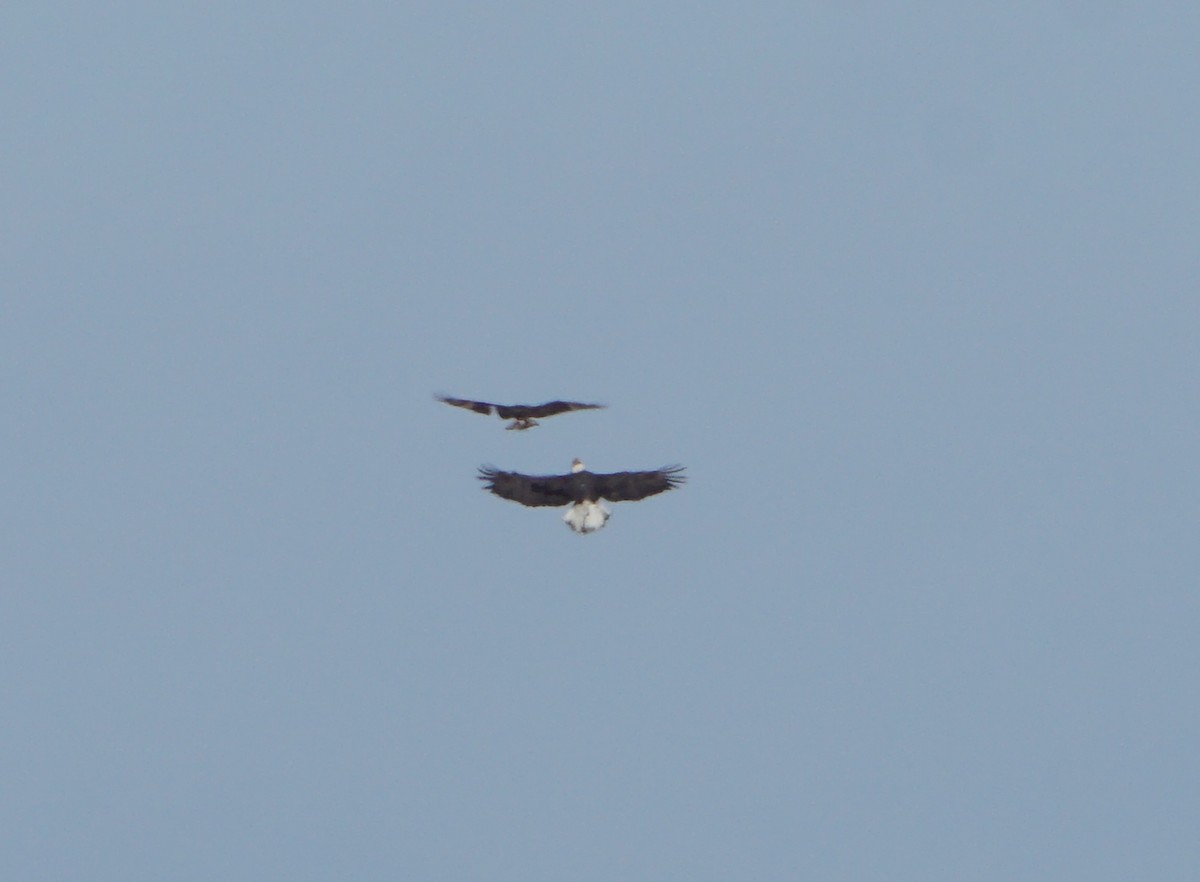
[3,3,1197,880]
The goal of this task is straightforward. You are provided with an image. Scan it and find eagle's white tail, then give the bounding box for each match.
[563,500,610,534]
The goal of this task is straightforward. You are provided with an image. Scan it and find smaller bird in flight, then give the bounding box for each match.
[436,395,606,431]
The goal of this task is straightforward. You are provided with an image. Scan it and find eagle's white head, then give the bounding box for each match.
[570,457,586,473]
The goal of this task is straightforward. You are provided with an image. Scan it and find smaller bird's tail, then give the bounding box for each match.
[563,501,610,534]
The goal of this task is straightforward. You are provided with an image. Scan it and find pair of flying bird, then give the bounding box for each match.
[437,395,685,534]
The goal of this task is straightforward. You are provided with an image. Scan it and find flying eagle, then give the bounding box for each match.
[437,395,606,431]
[478,458,686,533]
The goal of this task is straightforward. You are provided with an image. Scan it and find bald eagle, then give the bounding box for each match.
[437,395,605,431]
[478,458,686,533]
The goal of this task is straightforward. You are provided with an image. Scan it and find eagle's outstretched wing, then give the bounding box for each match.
[594,466,686,502]
[478,467,575,507]
[437,396,497,416]
[494,400,606,419]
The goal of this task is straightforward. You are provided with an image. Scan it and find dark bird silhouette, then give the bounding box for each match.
[478,458,686,533]
[437,396,606,430]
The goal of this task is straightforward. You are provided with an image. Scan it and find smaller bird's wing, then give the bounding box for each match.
[478,467,576,507]
[495,400,606,419]
[437,396,496,416]
[595,466,686,502]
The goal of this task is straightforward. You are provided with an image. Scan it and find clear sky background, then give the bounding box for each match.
[3,3,1197,880]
